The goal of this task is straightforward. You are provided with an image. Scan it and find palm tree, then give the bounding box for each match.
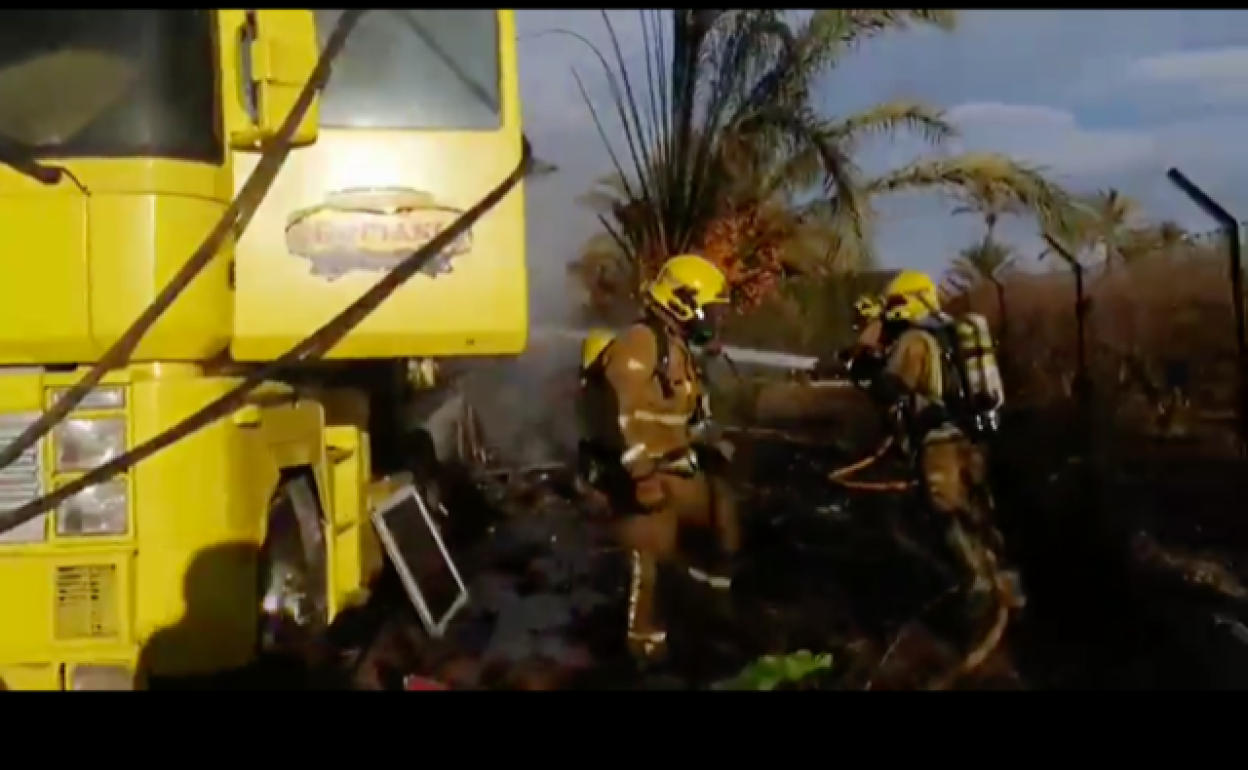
[1152,220,1188,253]
[952,177,1027,242]
[567,231,645,323]
[564,10,1076,316]
[945,237,1015,292]
[946,236,1014,364]
[1120,219,1188,262]
[1081,187,1144,270]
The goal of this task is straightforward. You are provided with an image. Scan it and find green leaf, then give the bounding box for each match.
[715,650,834,691]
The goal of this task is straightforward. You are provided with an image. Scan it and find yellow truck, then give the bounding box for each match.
[0,9,527,690]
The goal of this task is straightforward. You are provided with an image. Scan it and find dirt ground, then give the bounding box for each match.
[311,403,1248,690]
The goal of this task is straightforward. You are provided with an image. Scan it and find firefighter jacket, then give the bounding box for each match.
[587,319,704,480]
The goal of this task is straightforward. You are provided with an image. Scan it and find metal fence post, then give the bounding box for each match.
[1166,168,1248,455]
[1043,235,1091,455]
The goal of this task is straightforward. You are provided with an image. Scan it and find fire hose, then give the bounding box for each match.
[835,436,1009,690]
[0,10,533,537]
[721,428,914,492]
[714,350,912,493]
[828,437,915,493]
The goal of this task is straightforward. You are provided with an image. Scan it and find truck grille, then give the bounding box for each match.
[0,413,45,543]
[55,565,120,640]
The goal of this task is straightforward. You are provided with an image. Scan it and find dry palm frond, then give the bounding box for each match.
[827,100,955,149]
[1080,187,1145,268]
[952,176,1030,236]
[797,10,956,71]
[866,153,1080,233]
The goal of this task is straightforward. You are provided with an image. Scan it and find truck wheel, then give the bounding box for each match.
[257,475,329,658]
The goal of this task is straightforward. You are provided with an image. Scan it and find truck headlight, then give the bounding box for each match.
[50,386,125,411]
[70,664,133,691]
[53,418,126,472]
[56,479,128,536]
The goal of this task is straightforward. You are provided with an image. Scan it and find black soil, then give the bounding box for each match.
[315,425,1248,691]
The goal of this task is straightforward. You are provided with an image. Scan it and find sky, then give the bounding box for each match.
[515,10,1248,308]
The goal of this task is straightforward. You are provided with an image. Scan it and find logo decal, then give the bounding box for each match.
[284,187,472,281]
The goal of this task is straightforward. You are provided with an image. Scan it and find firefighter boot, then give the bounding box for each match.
[684,472,741,620]
[687,553,737,623]
[626,550,668,663]
[687,551,734,591]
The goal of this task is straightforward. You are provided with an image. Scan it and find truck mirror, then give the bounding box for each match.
[221,10,321,152]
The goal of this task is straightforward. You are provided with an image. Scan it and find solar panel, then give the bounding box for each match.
[370,484,469,639]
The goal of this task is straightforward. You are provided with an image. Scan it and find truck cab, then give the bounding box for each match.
[0,10,526,690]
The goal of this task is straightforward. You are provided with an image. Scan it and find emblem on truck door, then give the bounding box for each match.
[284,187,473,281]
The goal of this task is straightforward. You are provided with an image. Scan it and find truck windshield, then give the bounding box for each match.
[316,10,501,131]
[0,11,220,164]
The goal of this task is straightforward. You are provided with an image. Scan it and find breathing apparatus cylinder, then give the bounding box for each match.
[954,313,1005,434]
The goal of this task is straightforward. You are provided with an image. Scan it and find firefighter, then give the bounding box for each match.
[575,328,617,504]
[578,254,741,661]
[852,294,883,333]
[814,294,885,381]
[852,270,1021,616]
[581,327,615,373]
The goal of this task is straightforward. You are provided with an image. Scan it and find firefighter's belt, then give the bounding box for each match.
[898,419,963,454]
[911,403,954,435]
[654,447,699,478]
[622,409,693,427]
[921,424,965,444]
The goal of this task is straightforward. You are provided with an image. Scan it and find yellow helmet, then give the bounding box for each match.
[852,294,883,323]
[581,328,614,371]
[645,254,730,323]
[882,270,940,323]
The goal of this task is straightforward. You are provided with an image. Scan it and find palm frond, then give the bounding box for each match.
[864,153,1079,233]
[796,10,956,73]
[946,237,1015,288]
[825,100,956,149]
[951,176,1028,229]
[564,6,1082,323]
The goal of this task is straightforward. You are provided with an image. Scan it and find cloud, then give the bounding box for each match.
[876,101,1248,274]
[946,102,1155,178]
[944,100,1248,225]
[1125,47,1248,105]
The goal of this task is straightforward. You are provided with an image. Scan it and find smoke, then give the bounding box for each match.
[433,133,604,467]
[456,340,584,467]
[420,13,648,468]
[421,163,599,469]
[412,337,584,470]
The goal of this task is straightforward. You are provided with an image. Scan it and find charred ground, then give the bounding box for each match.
[312,404,1247,691]
[312,252,1248,691]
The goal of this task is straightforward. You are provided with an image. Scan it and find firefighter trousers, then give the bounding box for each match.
[612,468,740,657]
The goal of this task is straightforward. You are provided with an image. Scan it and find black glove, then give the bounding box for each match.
[691,419,724,445]
[813,354,848,379]
[846,349,885,385]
